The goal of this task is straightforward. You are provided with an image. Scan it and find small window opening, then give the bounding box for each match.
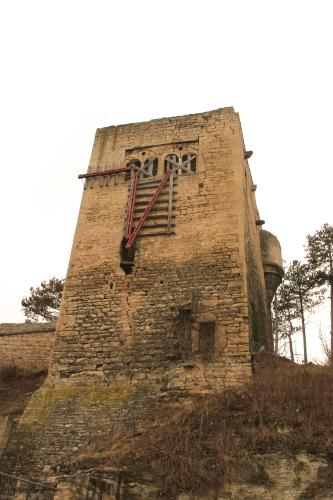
[164,153,196,175]
[199,322,215,361]
[164,154,178,174]
[144,157,158,177]
[120,237,136,274]
[125,159,141,181]
[182,153,196,173]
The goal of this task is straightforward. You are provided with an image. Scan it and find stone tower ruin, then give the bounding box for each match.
[3,107,283,474]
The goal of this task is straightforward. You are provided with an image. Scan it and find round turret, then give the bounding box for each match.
[260,230,284,306]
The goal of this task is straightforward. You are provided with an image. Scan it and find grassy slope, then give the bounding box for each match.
[71,356,333,497]
[1,358,333,497]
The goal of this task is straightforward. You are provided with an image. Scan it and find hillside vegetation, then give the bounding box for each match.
[76,356,333,497]
[1,358,333,497]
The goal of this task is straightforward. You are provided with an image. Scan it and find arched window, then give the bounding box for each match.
[164,154,178,174]
[125,159,141,181]
[144,157,158,177]
[164,153,196,175]
[182,153,196,173]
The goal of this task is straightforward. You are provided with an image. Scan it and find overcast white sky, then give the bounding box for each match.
[0,0,332,361]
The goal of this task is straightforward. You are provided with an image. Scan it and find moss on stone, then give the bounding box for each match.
[22,383,152,426]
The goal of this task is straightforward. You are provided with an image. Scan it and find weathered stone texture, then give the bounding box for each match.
[0,417,10,459]
[242,161,269,352]
[4,384,157,475]
[3,108,281,474]
[53,453,333,499]
[0,323,55,371]
[51,108,255,389]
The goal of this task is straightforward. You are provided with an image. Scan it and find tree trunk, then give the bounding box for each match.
[299,293,308,364]
[287,314,295,363]
[287,332,295,363]
[273,295,279,354]
[330,277,333,365]
[330,252,333,365]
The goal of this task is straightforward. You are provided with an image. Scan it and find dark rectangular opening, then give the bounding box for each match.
[120,237,136,274]
[199,322,215,361]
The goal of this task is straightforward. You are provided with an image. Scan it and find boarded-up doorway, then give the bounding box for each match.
[199,322,215,361]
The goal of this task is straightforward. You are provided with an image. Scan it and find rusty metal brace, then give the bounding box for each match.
[125,169,172,249]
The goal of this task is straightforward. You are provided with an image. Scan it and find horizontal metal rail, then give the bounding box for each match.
[0,471,56,490]
[0,470,57,499]
[78,167,130,179]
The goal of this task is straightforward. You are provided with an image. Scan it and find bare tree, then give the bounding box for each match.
[273,280,299,362]
[306,223,333,363]
[318,324,331,365]
[275,262,323,363]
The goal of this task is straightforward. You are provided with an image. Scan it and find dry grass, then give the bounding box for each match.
[93,356,333,497]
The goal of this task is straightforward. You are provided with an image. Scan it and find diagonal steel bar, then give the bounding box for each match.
[132,164,153,178]
[181,154,196,167]
[125,171,139,238]
[165,155,195,175]
[165,157,179,169]
[125,169,172,249]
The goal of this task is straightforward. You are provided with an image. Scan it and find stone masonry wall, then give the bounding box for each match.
[242,162,268,352]
[4,108,268,475]
[0,323,55,372]
[0,417,10,459]
[50,107,254,389]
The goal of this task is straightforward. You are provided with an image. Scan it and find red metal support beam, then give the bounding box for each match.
[125,169,172,249]
[78,167,130,179]
[125,171,139,239]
